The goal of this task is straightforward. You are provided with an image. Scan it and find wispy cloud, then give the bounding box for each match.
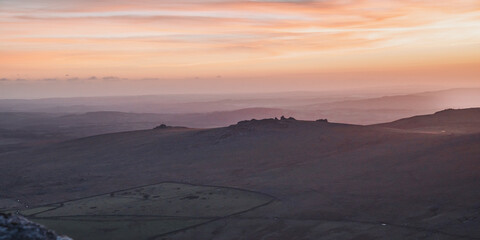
[0,0,479,78]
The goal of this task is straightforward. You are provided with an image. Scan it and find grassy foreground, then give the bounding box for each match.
[15,182,274,240]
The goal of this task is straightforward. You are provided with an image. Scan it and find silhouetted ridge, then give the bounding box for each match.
[378,108,480,133]
[434,108,455,114]
[227,115,334,129]
[153,124,187,130]
[433,108,480,115]
[228,116,297,129]
[316,118,329,123]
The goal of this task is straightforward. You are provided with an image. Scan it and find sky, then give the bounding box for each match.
[1,0,479,98]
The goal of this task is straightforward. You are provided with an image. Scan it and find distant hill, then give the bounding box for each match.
[0,92,347,114]
[1,88,480,153]
[1,88,480,125]
[291,88,480,124]
[0,108,291,153]
[301,88,480,111]
[378,108,480,133]
[46,107,292,128]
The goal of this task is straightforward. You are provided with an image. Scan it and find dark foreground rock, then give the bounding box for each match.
[0,213,72,240]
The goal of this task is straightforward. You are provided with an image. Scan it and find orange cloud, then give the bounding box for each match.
[1,0,479,82]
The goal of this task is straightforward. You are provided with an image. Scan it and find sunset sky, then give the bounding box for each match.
[1,0,479,97]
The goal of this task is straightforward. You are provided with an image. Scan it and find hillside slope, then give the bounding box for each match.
[1,111,480,239]
[378,108,480,133]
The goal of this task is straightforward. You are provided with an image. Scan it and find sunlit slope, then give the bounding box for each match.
[377,108,480,133]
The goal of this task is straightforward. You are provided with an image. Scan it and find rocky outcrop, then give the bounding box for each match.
[0,213,72,240]
[226,116,299,133]
[154,124,168,129]
[153,124,187,130]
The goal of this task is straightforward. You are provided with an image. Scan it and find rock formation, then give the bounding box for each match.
[0,213,72,240]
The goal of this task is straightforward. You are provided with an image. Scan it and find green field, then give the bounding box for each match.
[17,182,274,240]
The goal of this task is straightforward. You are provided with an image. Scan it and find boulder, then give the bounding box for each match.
[0,213,72,240]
